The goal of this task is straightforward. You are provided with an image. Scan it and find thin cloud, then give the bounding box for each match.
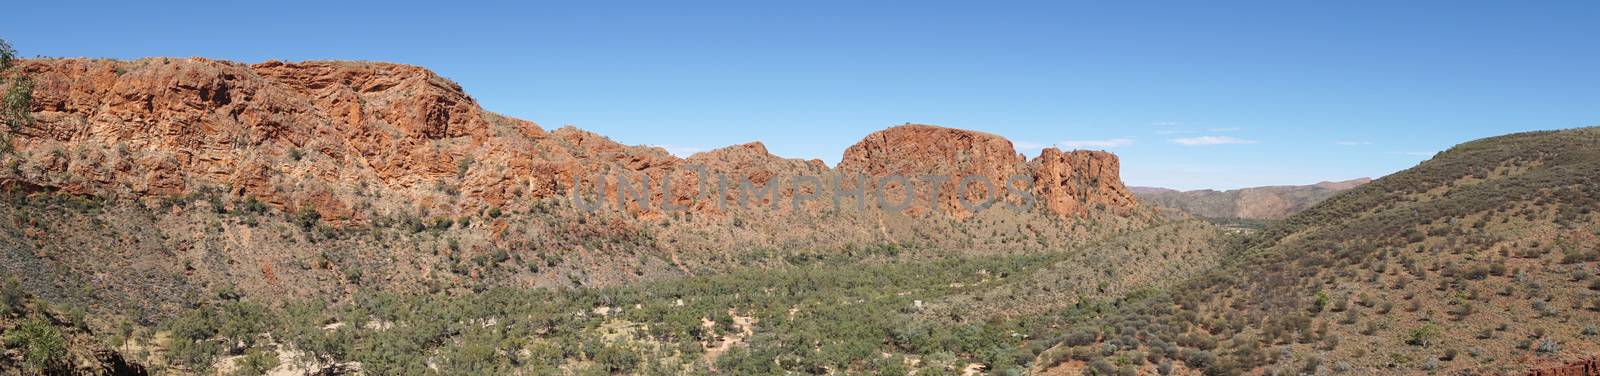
[1061,138,1135,149]
[1335,141,1374,146]
[1171,136,1259,146]
[1207,127,1241,132]
[1013,141,1048,154]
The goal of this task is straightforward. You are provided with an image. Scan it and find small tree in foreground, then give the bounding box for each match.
[5,317,69,373]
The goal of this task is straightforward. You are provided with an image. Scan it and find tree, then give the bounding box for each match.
[166,307,223,371]
[0,77,22,120]
[0,37,32,155]
[0,37,14,71]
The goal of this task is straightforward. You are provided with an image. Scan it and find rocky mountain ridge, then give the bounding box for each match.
[4,57,1135,223]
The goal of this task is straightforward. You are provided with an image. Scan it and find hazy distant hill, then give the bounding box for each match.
[1131,178,1372,220]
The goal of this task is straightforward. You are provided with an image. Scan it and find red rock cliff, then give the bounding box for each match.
[5,58,672,221]
[1030,147,1138,216]
[2,58,1136,221]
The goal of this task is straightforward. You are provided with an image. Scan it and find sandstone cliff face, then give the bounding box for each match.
[4,58,1136,222]
[1030,148,1138,217]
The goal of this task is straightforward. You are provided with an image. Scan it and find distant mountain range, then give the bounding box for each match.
[1131,178,1372,220]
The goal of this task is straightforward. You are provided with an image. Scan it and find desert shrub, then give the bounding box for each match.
[1360,321,1379,336]
[234,348,280,376]
[1320,334,1340,351]
[1536,338,1561,354]
[1464,266,1490,280]
[1339,310,1358,325]
[5,317,67,373]
[1309,291,1329,313]
[1088,358,1117,375]
[1062,328,1099,347]
[1408,324,1442,347]
[1452,302,1475,320]
[0,276,23,316]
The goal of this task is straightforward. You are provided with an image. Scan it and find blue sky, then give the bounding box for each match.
[6,1,1598,190]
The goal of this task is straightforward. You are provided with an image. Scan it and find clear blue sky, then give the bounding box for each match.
[6,1,1597,190]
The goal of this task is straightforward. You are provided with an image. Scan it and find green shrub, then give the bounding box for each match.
[234,348,281,376]
[5,317,68,373]
[1408,324,1442,347]
[595,344,640,373]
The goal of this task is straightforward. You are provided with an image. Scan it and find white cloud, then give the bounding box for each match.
[1060,138,1135,149]
[1170,136,1259,146]
[1335,141,1373,146]
[651,144,706,157]
[1207,127,1241,132]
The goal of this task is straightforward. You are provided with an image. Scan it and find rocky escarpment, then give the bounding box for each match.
[3,58,1135,222]
[7,58,695,224]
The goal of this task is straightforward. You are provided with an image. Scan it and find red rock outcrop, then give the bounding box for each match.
[2,58,1136,222]
[838,124,1137,218]
[837,125,1027,217]
[1030,147,1138,217]
[1523,356,1600,376]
